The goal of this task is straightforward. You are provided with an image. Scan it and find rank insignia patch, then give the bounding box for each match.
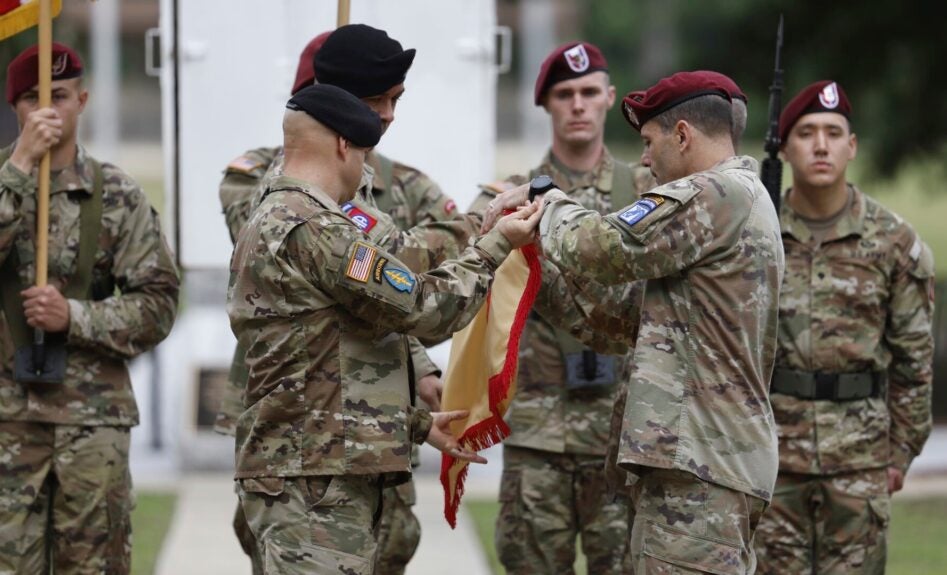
[618,196,664,227]
[345,243,377,283]
[383,265,416,293]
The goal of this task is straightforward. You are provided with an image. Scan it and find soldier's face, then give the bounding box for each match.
[361,84,405,136]
[782,112,856,189]
[14,78,87,148]
[543,72,615,149]
[639,121,684,185]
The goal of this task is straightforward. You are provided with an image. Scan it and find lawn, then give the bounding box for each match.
[467,495,947,575]
[131,491,177,575]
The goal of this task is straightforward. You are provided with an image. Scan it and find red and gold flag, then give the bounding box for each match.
[0,0,62,41]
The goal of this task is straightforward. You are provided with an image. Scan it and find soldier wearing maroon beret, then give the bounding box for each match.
[754,81,934,575]
[477,70,784,573]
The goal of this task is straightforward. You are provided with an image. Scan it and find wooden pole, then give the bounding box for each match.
[336,0,350,27]
[35,0,52,288]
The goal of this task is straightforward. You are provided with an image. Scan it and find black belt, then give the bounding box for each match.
[770,368,885,401]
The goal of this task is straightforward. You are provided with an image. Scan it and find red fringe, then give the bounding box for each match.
[441,243,543,528]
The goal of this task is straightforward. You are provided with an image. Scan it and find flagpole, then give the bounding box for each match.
[36,0,51,288]
[337,0,350,27]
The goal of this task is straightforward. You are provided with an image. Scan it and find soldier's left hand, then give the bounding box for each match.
[426,410,488,464]
[417,374,443,411]
[481,183,531,233]
[886,466,905,494]
[21,285,71,332]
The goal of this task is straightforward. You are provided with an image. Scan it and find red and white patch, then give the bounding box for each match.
[818,82,840,109]
[444,200,456,215]
[564,44,590,73]
[345,206,377,232]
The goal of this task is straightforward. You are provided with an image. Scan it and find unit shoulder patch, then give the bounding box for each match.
[340,202,377,232]
[618,195,665,227]
[382,265,416,293]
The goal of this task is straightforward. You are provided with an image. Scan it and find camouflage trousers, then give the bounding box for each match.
[0,422,133,575]
[496,445,632,574]
[373,481,420,575]
[238,474,383,575]
[231,499,264,575]
[628,468,767,574]
[754,468,889,575]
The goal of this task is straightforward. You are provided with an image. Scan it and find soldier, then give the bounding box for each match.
[469,41,650,574]
[216,26,465,574]
[228,84,541,574]
[490,71,784,573]
[0,43,179,573]
[754,81,934,574]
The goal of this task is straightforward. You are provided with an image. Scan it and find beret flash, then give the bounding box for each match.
[534,41,608,105]
[287,84,382,148]
[6,42,83,105]
[779,80,851,143]
[314,24,416,98]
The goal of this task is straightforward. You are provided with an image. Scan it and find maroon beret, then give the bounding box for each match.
[6,42,83,105]
[621,70,736,131]
[291,31,332,96]
[534,41,608,105]
[779,80,851,143]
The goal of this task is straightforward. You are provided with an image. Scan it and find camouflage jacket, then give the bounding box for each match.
[469,149,651,455]
[540,155,784,501]
[214,147,466,435]
[366,151,459,228]
[774,185,934,475]
[0,144,179,427]
[228,175,510,480]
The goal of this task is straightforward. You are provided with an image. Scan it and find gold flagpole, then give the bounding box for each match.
[337,0,350,27]
[35,0,52,288]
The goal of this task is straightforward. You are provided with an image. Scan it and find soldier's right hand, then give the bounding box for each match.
[495,200,543,248]
[481,182,531,233]
[10,108,62,173]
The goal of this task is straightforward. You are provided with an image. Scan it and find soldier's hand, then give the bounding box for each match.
[10,108,63,173]
[481,183,531,233]
[21,285,71,333]
[426,410,488,464]
[417,374,443,412]
[495,200,544,248]
[886,466,905,494]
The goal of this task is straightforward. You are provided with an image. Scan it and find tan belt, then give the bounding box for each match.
[770,368,885,401]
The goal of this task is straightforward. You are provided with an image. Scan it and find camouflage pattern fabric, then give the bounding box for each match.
[0,144,180,426]
[227,174,509,479]
[0,422,132,574]
[231,502,264,575]
[373,482,420,575]
[495,445,632,575]
[629,468,767,574]
[754,468,889,575]
[237,474,382,575]
[772,185,934,475]
[366,151,459,228]
[540,155,784,501]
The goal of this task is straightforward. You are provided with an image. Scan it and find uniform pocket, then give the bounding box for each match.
[643,520,745,575]
[264,536,372,575]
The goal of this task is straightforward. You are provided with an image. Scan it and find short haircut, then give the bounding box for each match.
[652,94,732,139]
[731,99,747,147]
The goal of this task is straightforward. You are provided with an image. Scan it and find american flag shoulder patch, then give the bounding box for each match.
[345,242,377,283]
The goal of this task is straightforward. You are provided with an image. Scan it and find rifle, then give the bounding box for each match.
[760,15,784,214]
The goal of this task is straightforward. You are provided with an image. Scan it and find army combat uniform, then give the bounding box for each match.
[470,150,650,574]
[216,147,467,574]
[754,186,934,574]
[0,145,180,573]
[541,155,784,573]
[228,174,514,574]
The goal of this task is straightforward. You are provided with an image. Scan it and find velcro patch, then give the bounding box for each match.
[383,265,416,293]
[618,196,665,227]
[345,243,377,283]
[226,155,263,174]
[343,204,377,232]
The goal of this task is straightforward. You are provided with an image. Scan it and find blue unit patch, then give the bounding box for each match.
[618,196,663,227]
[383,265,416,293]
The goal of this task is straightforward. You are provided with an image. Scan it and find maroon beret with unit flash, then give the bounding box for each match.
[291,31,332,95]
[534,41,608,105]
[779,80,851,143]
[621,70,736,131]
[6,42,84,105]
[694,70,747,103]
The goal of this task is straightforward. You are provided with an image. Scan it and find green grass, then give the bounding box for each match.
[131,491,177,575]
[467,496,947,575]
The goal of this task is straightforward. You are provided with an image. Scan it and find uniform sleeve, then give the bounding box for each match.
[885,236,935,472]
[409,336,440,379]
[539,175,723,285]
[66,182,180,359]
[219,147,279,244]
[0,159,31,266]
[293,219,511,342]
[398,167,460,225]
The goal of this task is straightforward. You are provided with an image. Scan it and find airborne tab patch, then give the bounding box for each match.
[618,196,664,227]
[383,265,416,293]
[345,243,377,283]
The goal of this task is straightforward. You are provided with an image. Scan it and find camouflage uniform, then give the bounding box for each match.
[754,185,935,575]
[227,174,509,573]
[469,149,650,574]
[216,147,468,574]
[0,145,179,573]
[540,155,784,573]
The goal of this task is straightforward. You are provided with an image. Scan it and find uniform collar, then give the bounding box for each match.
[267,174,349,218]
[366,150,388,192]
[537,147,615,194]
[780,183,866,244]
[710,154,760,174]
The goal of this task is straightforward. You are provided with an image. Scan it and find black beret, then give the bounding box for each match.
[314,24,416,98]
[287,84,382,147]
